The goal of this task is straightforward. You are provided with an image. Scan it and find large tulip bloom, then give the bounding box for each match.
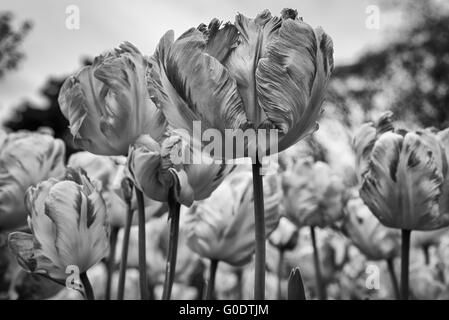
[359,127,449,231]
[342,191,400,261]
[58,42,165,155]
[8,169,109,281]
[283,158,345,228]
[0,131,65,231]
[148,9,334,156]
[184,171,281,266]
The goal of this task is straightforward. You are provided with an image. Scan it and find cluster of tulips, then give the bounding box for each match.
[1,8,449,300]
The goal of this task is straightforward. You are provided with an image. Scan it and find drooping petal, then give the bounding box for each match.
[8,231,66,280]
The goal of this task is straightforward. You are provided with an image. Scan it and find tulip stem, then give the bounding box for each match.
[80,272,94,300]
[401,229,411,300]
[423,245,430,265]
[277,249,284,300]
[252,159,266,300]
[136,189,149,300]
[310,226,326,300]
[117,198,134,300]
[205,259,219,300]
[386,258,400,300]
[105,226,119,300]
[161,187,180,300]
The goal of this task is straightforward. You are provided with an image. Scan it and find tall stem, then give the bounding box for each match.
[205,259,219,300]
[423,245,430,265]
[80,272,94,300]
[136,189,149,300]
[401,229,411,300]
[386,258,400,300]
[105,226,119,300]
[161,187,180,300]
[117,201,134,300]
[277,249,284,300]
[310,226,326,300]
[252,159,265,300]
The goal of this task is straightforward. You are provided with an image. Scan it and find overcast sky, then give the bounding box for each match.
[0,0,394,121]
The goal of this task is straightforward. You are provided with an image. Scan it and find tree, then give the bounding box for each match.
[0,12,32,79]
[327,0,449,129]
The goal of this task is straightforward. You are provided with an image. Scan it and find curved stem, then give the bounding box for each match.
[277,249,284,300]
[80,272,94,300]
[205,259,219,300]
[105,226,119,300]
[117,200,134,300]
[401,229,411,300]
[310,226,326,300]
[252,159,266,300]
[161,187,180,300]
[136,189,149,300]
[386,258,400,300]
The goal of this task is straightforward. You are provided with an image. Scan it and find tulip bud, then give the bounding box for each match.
[287,268,306,300]
[8,168,109,281]
[0,131,65,231]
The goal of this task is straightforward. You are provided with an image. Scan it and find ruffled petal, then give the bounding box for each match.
[148,29,247,135]
[226,10,281,125]
[256,15,317,133]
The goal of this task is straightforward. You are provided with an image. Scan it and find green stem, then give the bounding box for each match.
[117,200,134,300]
[161,187,180,300]
[205,259,219,300]
[105,226,119,300]
[277,249,284,300]
[80,272,94,300]
[136,189,149,300]
[386,258,400,300]
[252,159,266,300]
[310,226,326,300]
[401,229,411,300]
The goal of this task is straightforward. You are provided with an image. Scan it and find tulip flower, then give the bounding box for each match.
[0,130,66,231]
[357,113,449,299]
[148,9,333,155]
[8,168,109,299]
[58,42,165,156]
[342,190,401,298]
[185,170,281,299]
[268,216,299,299]
[283,158,345,229]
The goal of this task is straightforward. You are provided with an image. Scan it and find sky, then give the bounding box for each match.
[0,0,395,121]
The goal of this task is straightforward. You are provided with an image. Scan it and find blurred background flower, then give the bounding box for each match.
[0,130,65,231]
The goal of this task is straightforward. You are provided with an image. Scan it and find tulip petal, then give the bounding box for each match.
[226,10,281,125]
[149,29,247,135]
[8,231,65,280]
[256,16,317,133]
[277,27,333,152]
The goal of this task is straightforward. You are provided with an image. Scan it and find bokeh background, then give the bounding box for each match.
[2,0,449,157]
